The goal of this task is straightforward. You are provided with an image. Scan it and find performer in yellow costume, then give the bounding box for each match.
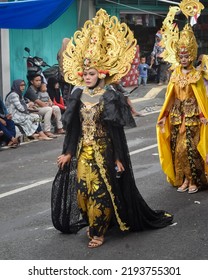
[157,0,208,194]
[52,9,173,248]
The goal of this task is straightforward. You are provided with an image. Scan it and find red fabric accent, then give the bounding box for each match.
[199,112,204,118]
[163,111,169,117]
[53,97,65,110]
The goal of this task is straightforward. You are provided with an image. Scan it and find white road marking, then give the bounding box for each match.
[129,143,158,155]
[143,109,161,115]
[131,85,166,103]
[0,178,54,199]
[0,144,158,199]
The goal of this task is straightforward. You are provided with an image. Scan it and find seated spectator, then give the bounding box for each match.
[0,130,4,149]
[47,77,66,113]
[38,83,65,134]
[0,97,20,148]
[24,74,57,138]
[5,79,52,141]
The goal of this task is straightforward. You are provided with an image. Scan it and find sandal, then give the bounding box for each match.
[8,142,18,148]
[188,185,198,194]
[44,131,57,138]
[132,112,144,117]
[88,236,104,248]
[56,128,65,135]
[38,136,52,141]
[177,179,189,192]
[7,136,20,148]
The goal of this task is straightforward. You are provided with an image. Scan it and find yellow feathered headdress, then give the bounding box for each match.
[160,0,204,68]
[62,9,137,86]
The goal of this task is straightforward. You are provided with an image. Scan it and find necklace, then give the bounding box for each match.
[83,86,105,96]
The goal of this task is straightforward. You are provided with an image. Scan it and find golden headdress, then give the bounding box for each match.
[175,23,198,62]
[161,0,204,68]
[62,9,137,86]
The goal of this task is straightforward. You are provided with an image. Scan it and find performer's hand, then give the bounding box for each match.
[6,114,12,120]
[0,118,6,126]
[200,117,208,125]
[206,154,208,165]
[115,160,125,173]
[57,154,71,169]
[157,116,166,126]
[157,117,167,133]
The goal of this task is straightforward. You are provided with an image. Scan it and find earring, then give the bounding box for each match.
[98,73,106,79]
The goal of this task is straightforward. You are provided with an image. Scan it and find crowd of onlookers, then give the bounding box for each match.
[0,75,68,150]
[0,31,182,151]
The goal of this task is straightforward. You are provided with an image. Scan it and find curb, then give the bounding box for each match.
[126,84,167,103]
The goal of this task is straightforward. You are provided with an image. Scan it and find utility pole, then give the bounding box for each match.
[0,0,10,100]
[0,30,2,99]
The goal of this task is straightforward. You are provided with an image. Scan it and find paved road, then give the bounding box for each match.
[0,88,208,261]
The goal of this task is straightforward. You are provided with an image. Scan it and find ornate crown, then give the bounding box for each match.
[62,9,137,86]
[176,24,198,62]
[161,0,204,68]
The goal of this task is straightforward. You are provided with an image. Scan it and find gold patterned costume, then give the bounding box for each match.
[52,9,173,242]
[76,97,123,237]
[156,0,208,191]
[157,66,208,187]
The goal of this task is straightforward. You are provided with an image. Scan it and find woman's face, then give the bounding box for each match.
[83,68,99,88]
[19,81,26,92]
[179,53,191,68]
[54,82,59,89]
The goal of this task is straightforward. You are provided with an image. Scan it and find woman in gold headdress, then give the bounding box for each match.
[53,9,173,248]
[157,23,208,194]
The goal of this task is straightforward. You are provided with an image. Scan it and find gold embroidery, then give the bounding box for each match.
[93,142,129,231]
[170,66,201,88]
[83,86,105,96]
[77,143,128,230]
[88,198,102,220]
[78,102,128,231]
[80,103,106,145]
[80,106,97,145]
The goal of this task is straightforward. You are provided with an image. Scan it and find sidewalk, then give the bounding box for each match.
[0,83,167,150]
[124,83,167,115]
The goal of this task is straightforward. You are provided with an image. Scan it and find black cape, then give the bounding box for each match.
[51,88,173,233]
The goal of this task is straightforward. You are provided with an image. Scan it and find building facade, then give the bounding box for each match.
[1,0,208,99]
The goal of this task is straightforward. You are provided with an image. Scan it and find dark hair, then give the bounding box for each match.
[27,73,42,82]
[47,77,59,89]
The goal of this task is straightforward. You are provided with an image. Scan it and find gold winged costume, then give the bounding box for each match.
[157,0,208,190]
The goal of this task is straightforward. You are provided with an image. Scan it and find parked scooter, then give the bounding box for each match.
[24,47,60,82]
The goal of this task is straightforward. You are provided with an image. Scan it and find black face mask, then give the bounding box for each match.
[89,78,101,89]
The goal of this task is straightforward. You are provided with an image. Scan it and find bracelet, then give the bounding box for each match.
[199,112,204,118]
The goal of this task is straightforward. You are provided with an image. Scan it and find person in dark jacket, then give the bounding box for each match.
[0,97,20,148]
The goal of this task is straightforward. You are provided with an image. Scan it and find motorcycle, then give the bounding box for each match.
[24,47,60,82]
[24,47,73,102]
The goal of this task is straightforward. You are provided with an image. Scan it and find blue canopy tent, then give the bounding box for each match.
[0,0,75,29]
